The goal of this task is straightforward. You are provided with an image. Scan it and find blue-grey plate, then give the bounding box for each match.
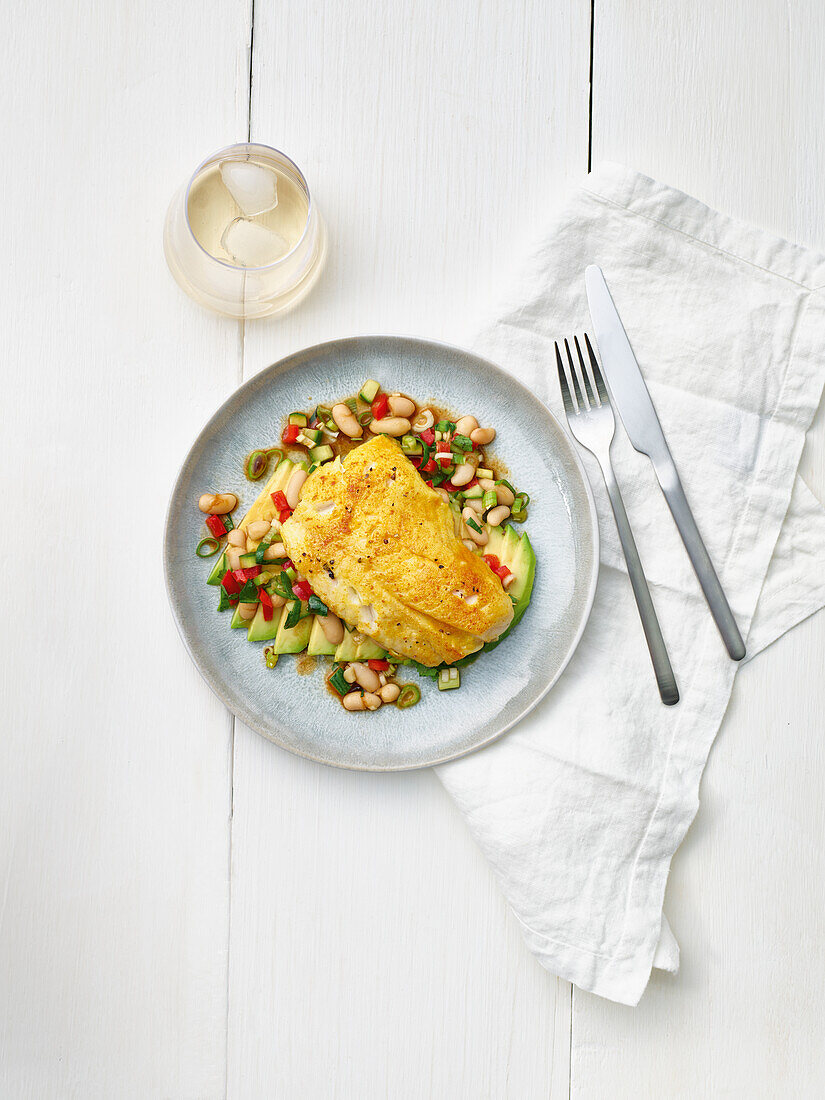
[164,336,598,771]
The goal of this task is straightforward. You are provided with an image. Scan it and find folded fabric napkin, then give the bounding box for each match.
[436,163,825,1005]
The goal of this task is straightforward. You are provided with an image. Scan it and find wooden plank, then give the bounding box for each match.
[227,0,591,1095]
[0,2,250,1096]
[574,1,825,1095]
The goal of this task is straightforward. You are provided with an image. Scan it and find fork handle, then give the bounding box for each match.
[601,464,680,706]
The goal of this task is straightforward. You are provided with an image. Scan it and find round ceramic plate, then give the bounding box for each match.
[164,336,599,771]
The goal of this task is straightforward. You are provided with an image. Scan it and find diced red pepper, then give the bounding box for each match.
[409,456,423,468]
[421,458,437,473]
[438,455,452,468]
[495,565,512,583]
[367,659,389,671]
[466,477,479,489]
[270,490,293,522]
[371,393,390,420]
[205,514,227,538]
[232,566,261,582]
[436,439,451,452]
[483,554,501,571]
[281,558,294,571]
[282,424,302,445]
[258,587,274,622]
[420,428,435,446]
[292,579,313,601]
[221,570,241,595]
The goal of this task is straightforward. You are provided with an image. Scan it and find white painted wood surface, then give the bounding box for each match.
[1,0,823,1097]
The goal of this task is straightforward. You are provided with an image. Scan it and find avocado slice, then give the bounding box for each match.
[230,603,248,629]
[272,604,313,654]
[307,615,337,656]
[505,529,535,626]
[334,628,360,662]
[206,552,227,585]
[356,638,387,660]
[247,602,280,643]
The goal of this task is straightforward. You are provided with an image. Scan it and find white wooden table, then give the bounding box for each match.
[3,1,824,1096]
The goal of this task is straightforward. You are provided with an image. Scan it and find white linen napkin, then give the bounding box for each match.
[436,163,825,1005]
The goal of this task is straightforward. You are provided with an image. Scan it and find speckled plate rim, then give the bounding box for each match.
[163,335,600,771]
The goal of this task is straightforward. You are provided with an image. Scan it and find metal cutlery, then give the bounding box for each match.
[585,265,745,661]
[556,336,680,706]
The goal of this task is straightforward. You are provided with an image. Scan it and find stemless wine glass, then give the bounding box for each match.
[163,143,325,319]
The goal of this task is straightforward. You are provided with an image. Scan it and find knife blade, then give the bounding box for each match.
[585,264,746,661]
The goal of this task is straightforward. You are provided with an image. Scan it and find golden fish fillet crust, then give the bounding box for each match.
[280,435,514,666]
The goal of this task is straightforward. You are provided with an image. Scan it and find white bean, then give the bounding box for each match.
[486,504,511,527]
[495,483,515,506]
[464,498,483,513]
[332,403,363,438]
[320,612,345,645]
[286,468,308,508]
[226,529,246,547]
[226,548,243,570]
[455,415,479,436]
[434,487,450,503]
[462,539,477,552]
[470,426,496,446]
[343,691,366,711]
[351,662,381,692]
[369,416,411,437]
[478,478,496,491]
[238,602,257,621]
[462,507,488,546]
[247,519,271,540]
[450,462,476,487]
[388,394,416,417]
[379,683,401,703]
[198,492,237,515]
[269,593,287,608]
[343,665,357,683]
[263,542,286,561]
[362,692,383,711]
[412,408,434,431]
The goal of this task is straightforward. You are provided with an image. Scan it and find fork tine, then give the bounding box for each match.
[584,333,609,405]
[574,335,597,407]
[555,342,576,416]
[564,338,588,411]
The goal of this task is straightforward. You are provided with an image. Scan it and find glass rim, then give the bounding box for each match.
[183,142,315,272]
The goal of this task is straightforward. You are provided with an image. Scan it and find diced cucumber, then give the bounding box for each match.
[310,444,335,464]
[238,552,258,568]
[298,428,323,446]
[288,412,308,426]
[476,467,493,479]
[462,485,483,500]
[206,552,227,585]
[438,667,461,691]
[359,379,380,403]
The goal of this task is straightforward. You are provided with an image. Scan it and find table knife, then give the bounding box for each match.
[585,264,746,660]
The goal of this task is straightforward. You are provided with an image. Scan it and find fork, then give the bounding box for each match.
[556,335,679,706]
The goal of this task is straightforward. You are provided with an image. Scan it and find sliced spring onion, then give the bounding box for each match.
[401,434,422,455]
[328,667,350,696]
[476,467,493,479]
[397,683,421,708]
[496,478,516,494]
[284,566,298,582]
[307,594,328,615]
[284,600,302,630]
[346,398,358,413]
[222,511,235,531]
[245,450,269,480]
[196,536,221,557]
[263,645,279,669]
[466,516,483,534]
[357,409,373,427]
[510,510,528,523]
[435,419,456,433]
[452,434,473,452]
[482,489,498,512]
[437,667,461,691]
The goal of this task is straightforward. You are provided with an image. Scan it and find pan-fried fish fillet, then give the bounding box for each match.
[280,435,513,666]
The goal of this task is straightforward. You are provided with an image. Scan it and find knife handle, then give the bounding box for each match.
[656,467,746,661]
[602,465,679,706]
